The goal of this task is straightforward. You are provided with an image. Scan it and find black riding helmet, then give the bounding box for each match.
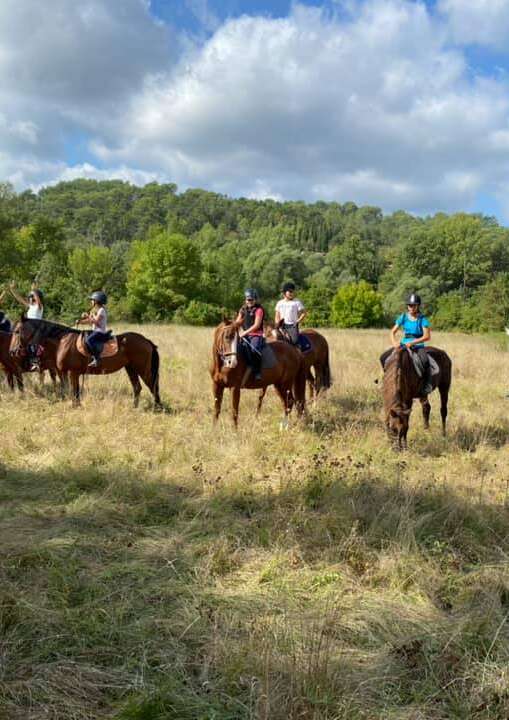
[282,281,296,293]
[406,292,421,306]
[244,288,258,301]
[90,290,108,305]
[29,288,44,302]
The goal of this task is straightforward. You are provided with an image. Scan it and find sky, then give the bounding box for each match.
[2,0,509,220]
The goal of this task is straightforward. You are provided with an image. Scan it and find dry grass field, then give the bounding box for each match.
[2,325,509,719]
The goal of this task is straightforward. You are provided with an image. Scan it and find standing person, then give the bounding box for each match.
[275,282,307,345]
[77,291,110,369]
[390,292,432,394]
[9,282,44,319]
[235,289,265,380]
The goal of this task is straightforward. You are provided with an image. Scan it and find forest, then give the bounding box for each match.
[1,178,508,331]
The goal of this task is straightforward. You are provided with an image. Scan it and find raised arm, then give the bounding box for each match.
[9,284,28,308]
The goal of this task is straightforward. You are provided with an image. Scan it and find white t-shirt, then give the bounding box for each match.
[275,298,305,325]
[92,307,107,332]
[26,304,43,320]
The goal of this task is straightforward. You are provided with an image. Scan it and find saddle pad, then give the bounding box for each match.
[409,349,439,377]
[260,344,277,370]
[77,334,119,359]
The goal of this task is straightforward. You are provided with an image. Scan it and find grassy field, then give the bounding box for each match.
[2,325,509,719]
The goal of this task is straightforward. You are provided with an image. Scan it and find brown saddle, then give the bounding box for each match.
[77,333,119,359]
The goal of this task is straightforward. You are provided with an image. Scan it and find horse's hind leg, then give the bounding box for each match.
[231,386,241,427]
[213,381,224,422]
[274,383,293,428]
[125,365,142,408]
[439,385,449,436]
[70,372,81,407]
[256,387,267,415]
[420,397,431,429]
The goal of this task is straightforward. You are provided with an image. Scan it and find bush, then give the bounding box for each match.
[174,301,224,326]
[433,276,509,333]
[300,285,334,326]
[331,281,384,328]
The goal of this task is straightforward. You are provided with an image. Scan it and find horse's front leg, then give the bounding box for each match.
[231,386,240,427]
[213,381,224,422]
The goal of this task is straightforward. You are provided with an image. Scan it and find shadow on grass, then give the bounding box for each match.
[3,459,509,719]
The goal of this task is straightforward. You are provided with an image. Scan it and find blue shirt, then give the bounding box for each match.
[395,313,430,348]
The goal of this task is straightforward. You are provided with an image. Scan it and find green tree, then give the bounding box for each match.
[331,281,384,328]
[69,246,115,295]
[127,232,202,320]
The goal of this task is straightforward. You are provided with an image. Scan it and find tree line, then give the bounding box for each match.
[1,178,508,331]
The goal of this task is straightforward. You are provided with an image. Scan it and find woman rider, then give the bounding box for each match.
[391,292,432,394]
[77,291,110,368]
[235,289,265,380]
[9,283,44,369]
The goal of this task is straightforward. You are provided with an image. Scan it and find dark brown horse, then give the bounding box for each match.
[10,318,161,408]
[211,320,306,426]
[265,323,332,397]
[380,346,451,450]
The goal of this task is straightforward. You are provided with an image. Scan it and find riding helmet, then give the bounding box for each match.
[244,288,258,300]
[90,290,108,305]
[282,281,296,293]
[406,292,421,305]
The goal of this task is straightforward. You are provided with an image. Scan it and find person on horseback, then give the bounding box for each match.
[0,289,11,333]
[275,282,307,345]
[9,282,44,370]
[77,291,110,369]
[391,292,433,394]
[235,289,265,380]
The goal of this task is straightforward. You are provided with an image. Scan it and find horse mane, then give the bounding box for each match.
[23,318,80,340]
[384,347,411,414]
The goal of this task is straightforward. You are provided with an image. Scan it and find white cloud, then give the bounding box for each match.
[438,0,509,49]
[2,0,509,218]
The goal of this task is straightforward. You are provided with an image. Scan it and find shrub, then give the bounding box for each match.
[174,301,224,326]
[300,285,334,326]
[331,281,384,328]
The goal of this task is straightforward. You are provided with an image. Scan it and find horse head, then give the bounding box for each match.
[383,347,412,448]
[215,319,240,369]
[9,317,33,358]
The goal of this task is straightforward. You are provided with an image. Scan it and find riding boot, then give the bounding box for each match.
[419,349,433,395]
[88,354,101,368]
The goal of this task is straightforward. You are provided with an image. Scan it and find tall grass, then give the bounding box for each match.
[1,327,509,718]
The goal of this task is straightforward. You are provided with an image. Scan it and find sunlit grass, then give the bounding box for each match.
[2,326,509,718]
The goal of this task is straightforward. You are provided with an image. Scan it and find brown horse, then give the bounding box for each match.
[265,323,332,397]
[211,320,306,426]
[0,330,23,392]
[380,346,452,450]
[10,318,161,408]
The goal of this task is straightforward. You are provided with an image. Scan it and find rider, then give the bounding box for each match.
[9,282,44,370]
[235,289,265,380]
[391,292,433,394]
[77,291,110,369]
[0,289,11,333]
[275,282,307,345]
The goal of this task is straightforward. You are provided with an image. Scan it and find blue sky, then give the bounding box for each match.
[2,0,509,222]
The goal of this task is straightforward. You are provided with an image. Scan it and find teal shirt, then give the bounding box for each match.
[396,313,430,348]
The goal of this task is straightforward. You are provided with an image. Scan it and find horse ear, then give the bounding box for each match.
[222,313,231,324]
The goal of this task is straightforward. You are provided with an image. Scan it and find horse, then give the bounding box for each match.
[0,330,23,392]
[265,323,332,398]
[10,318,162,408]
[210,320,306,426]
[380,345,452,450]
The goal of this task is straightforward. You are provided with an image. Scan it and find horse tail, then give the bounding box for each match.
[321,346,332,389]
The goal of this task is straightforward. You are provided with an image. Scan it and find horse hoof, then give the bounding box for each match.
[279,418,289,431]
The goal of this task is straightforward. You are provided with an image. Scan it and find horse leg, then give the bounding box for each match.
[125,365,142,408]
[274,383,293,428]
[307,369,315,401]
[420,397,431,429]
[70,372,81,407]
[49,369,57,391]
[439,385,449,436]
[256,387,267,415]
[213,381,224,422]
[231,386,241,427]
[59,372,69,400]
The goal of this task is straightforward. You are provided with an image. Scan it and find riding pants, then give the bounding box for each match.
[243,335,264,376]
[283,323,299,345]
[413,347,432,393]
[86,331,110,360]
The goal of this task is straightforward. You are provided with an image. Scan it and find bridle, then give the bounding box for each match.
[10,321,38,357]
[217,325,239,367]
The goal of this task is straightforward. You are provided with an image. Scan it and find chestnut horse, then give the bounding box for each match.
[265,323,331,397]
[10,318,161,408]
[380,346,451,450]
[211,320,306,426]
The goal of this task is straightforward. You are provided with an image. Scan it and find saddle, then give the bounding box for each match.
[77,332,119,359]
[240,339,278,370]
[279,328,312,353]
[409,349,439,378]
